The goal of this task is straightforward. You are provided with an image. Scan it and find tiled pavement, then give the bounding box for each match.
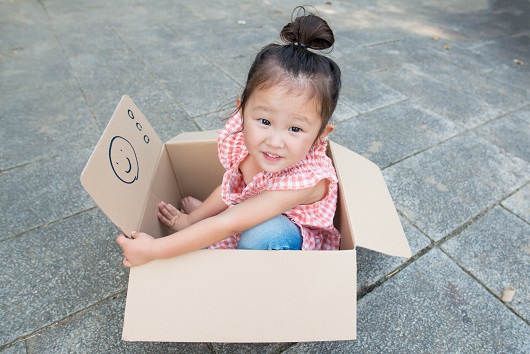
[1,0,529,353]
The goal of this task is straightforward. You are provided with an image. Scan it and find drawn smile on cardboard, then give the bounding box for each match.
[109,136,139,184]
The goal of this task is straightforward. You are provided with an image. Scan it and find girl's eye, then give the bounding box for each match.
[289,126,302,133]
[259,118,271,126]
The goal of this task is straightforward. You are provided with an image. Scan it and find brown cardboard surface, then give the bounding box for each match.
[329,142,411,258]
[80,95,165,236]
[138,147,181,239]
[81,96,411,342]
[165,137,224,203]
[123,250,357,342]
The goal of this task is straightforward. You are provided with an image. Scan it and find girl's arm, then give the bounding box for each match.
[117,180,327,267]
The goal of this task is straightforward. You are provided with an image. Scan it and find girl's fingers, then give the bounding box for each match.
[161,205,181,221]
[158,202,168,216]
[116,233,128,245]
[158,201,185,229]
[165,203,179,214]
[157,212,171,226]
[123,257,132,268]
[160,204,172,218]
[159,201,179,215]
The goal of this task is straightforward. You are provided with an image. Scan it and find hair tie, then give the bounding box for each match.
[293,42,306,48]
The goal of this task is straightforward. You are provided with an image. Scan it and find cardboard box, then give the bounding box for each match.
[81,95,411,342]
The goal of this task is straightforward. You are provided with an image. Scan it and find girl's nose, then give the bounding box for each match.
[266,131,285,148]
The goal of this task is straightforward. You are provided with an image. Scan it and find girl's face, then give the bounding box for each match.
[242,84,331,173]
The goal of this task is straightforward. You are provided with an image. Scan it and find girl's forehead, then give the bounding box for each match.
[253,87,318,109]
[253,81,316,102]
[248,85,322,121]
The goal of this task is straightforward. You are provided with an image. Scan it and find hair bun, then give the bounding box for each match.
[280,7,334,51]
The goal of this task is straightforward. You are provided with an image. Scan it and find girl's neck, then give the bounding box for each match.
[239,153,264,185]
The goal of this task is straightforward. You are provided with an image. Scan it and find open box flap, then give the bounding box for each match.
[80,95,164,236]
[329,141,411,258]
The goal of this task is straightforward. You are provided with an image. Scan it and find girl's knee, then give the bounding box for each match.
[237,215,302,250]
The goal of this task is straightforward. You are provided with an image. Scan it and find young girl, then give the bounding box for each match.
[117,7,342,267]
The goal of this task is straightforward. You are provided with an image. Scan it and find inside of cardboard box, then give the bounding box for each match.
[165,140,225,203]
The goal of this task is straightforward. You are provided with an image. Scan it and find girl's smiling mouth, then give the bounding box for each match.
[263,152,282,161]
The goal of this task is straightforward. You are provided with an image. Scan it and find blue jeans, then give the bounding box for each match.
[236,215,302,250]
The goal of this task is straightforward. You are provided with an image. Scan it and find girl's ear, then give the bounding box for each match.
[236,97,242,108]
[319,124,335,140]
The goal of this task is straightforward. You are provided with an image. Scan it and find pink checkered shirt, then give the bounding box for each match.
[207,111,341,250]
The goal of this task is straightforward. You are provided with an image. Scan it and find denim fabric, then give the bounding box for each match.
[236,215,302,250]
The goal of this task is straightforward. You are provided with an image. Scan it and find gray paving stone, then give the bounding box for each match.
[470,33,530,93]
[425,40,509,75]
[198,45,256,88]
[331,100,359,123]
[432,41,530,96]
[328,0,433,39]
[128,0,205,22]
[372,64,505,129]
[339,68,406,114]
[502,184,530,223]
[0,148,95,240]
[0,82,100,171]
[64,59,154,128]
[383,132,530,240]
[51,21,197,134]
[352,0,530,93]
[285,249,530,353]
[150,53,242,118]
[131,0,280,29]
[174,19,278,54]
[395,0,529,42]
[471,32,530,69]
[212,342,290,354]
[333,100,462,168]
[411,59,529,115]
[136,0,236,23]
[475,107,530,163]
[25,295,212,354]
[0,38,74,95]
[336,31,524,100]
[165,19,278,86]
[331,36,442,74]
[53,19,127,58]
[0,0,53,54]
[357,215,431,294]
[36,0,130,25]
[335,29,405,49]
[69,57,196,138]
[193,108,233,132]
[0,342,25,354]
[0,210,126,346]
[108,17,194,66]
[442,206,530,321]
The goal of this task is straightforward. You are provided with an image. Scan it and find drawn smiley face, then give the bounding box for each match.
[109,136,139,184]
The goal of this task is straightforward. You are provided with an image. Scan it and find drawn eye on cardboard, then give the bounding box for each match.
[109,136,139,184]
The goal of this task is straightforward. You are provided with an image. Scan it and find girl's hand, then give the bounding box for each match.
[116,231,155,268]
[158,201,189,231]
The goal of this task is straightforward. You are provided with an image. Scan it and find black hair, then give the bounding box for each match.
[238,6,341,138]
